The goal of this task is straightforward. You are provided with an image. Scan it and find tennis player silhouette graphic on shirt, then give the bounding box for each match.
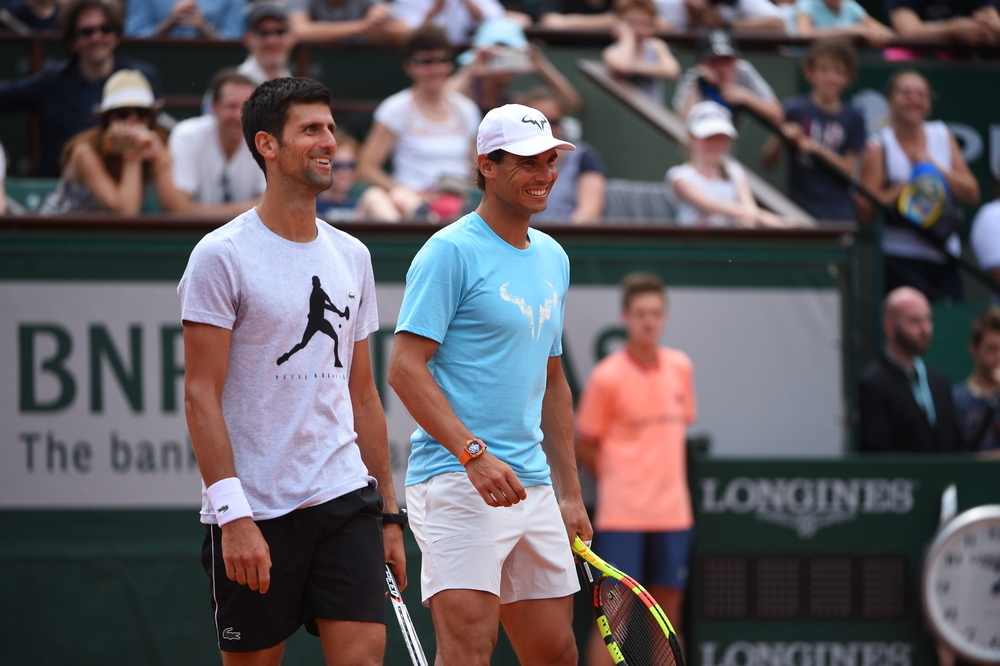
[277,276,351,367]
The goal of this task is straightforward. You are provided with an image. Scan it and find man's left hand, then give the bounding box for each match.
[384,523,407,591]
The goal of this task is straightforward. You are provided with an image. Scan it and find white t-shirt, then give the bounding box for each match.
[878,120,959,262]
[373,88,481,192]
[177,210,379,522]
[655,0,781,29]
[169,114,267,205]
[665,160,746,227]
[972,199,1000,271]
[393,0,504,44]
[237,55,292,85]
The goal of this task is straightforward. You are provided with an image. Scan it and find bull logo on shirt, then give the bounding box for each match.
[499,279,559,341]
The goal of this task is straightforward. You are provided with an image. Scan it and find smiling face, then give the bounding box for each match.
[213,81,256,145]
[271,102,337,192]
[484,148,560,217]
[72,7,118,67]
[888,72,932,126]
[246,17,294,71]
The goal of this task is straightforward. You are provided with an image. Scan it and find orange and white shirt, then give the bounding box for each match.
[576,347,696,532]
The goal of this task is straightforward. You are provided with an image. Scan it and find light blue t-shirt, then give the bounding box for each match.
[796,0,868,26]
[396,212,570,487]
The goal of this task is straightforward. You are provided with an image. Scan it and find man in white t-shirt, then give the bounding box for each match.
[655,0,785,31]
[178,77,405,665]
[170,69,266,217]
[238,4,294,84]
[393,0,506,45]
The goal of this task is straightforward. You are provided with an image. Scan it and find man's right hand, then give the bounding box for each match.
[220,517,272,593]
[465,452,527,507]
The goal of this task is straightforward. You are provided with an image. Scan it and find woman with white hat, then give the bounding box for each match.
[42,69,184,215]
[666,100,796,228]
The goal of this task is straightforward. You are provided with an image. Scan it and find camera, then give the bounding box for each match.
[487,47,532,74]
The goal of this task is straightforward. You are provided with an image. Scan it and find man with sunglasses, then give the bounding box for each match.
[0,0,160,177]
[238,4,295,84]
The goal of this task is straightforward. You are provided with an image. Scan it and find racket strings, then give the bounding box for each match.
[598,577,682,666]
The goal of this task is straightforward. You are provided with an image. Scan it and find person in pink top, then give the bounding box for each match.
[576,271,696,665]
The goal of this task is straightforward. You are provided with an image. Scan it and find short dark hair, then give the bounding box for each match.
[620,271,666,310]
[208,68,258,105]
[475,149,506,191]
[402,24,452,61]
[804,37,857,80]
[971,306,1000,346]
[60,0,123,50]
[241,77,333,174]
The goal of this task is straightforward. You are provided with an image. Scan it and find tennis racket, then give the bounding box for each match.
[385,564,429,666]
[573,536,685,666]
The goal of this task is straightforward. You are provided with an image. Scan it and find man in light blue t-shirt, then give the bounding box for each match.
[388,103,593,665]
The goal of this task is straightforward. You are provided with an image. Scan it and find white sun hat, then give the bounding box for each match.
[99,69,156,113]
[686,100,738,140]
[477,103,576,156]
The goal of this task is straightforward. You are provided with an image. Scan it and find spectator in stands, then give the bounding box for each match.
[524,90,607,224]
[971,189,1000,288]
[239,4,295,84]
[0,0,161,177]
[537,0,617,30]
[760,38,865,222]
[952,306,1000,452]
[0,139,6,215]
[288,0,403,44]
[394,0,506,45]
[796,0,896,45]
[0,0,61,33]
[124,0,245,39]
[859,286,964,453]
[40,69,184,215]
[357,25,481,222]
[447,18,582,115]
[666,100,795,228]
[857,70,980,303]
[672,30,783,130]
[169,69,265,217]
[603,0,680,103]
[886,0,1000,49]
[654,0,786,32]
[317,129,400,221]
[576,271,696,664]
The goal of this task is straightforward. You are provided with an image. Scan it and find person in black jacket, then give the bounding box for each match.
[859,286,965,453]
[0,0,160,177]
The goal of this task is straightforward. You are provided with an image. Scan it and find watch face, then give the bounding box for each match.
[922,505,1000,664]
[467,441,484,456]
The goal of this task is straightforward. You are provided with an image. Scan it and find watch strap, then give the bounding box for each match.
[458,438,487,466]
[382,508,409,528]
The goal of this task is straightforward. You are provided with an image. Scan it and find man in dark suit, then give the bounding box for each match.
[859,286,965,453]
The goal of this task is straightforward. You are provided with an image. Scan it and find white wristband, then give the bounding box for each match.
[206,477,253,526]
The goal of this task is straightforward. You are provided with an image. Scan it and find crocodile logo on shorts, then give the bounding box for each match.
[223,627,241,640]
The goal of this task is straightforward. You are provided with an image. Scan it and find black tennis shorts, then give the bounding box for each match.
[202,483,386,653]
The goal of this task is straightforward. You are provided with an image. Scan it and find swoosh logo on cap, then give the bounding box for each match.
[521,115,548,131]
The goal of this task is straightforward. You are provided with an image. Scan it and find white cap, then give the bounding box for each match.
[686,100,738,140]
[477,103,575,156]
[99,70,156,113]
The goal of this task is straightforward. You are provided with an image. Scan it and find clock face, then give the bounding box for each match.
[922,505,1000,664]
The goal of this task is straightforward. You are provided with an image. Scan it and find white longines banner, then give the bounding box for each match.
[1,281,843,508]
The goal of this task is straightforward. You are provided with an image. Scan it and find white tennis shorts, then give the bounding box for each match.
[406,471,579,605]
